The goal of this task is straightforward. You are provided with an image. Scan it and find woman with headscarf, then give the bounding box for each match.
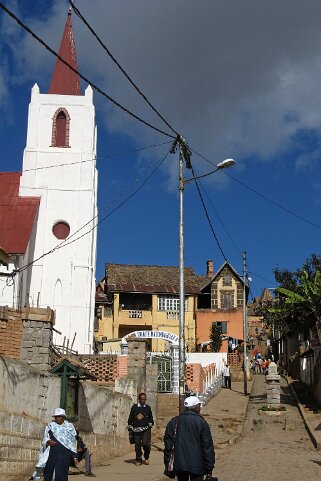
[42,408,78,481]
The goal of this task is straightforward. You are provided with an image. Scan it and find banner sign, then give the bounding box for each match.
[123,330,179,345]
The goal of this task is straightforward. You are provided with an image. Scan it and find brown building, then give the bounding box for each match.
[196,261,247,352]
[95,263,207,352]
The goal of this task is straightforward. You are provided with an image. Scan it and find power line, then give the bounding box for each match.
[190,148,321,231]
[190,163,228,263]
[197,179,243,256]
[68,0,179,138]
[0,2,175,139]
[16,146,171,274]
[224,171,321,231]
[0,141,171,174]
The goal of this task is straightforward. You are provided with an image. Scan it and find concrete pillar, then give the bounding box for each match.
[127,337,147,394]
[266,361,281,404]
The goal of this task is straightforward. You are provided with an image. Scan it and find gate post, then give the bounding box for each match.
[171,344,179,394]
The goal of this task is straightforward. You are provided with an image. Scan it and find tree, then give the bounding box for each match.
[210,323,223,352]
[259,255,321,343]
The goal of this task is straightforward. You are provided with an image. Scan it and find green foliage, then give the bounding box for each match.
[210,323,223,352]
[260,255,321,340]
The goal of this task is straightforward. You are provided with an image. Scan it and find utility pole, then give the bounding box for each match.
[242,251,248,396]
[178,140,186,413]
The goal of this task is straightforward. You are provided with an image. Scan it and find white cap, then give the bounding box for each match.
[53,408,66,417]
[184,396,202,408]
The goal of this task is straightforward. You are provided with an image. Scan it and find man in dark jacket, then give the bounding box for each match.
[164,396,215,481]
[127,392,154,465]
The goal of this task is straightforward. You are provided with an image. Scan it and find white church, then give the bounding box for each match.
[0,12,98,354]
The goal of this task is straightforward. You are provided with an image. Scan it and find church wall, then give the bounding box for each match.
[19,85,97,354]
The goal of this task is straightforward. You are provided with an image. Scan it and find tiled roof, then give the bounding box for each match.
[0,173,40,254]
[105,263,209,295]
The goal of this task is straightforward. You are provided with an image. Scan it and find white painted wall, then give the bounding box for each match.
[186,352,227,367]
[18,84,98,353]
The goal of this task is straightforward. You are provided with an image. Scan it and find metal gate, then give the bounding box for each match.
[147,353,172,392]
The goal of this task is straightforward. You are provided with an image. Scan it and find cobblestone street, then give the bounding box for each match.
[215,375,321,481]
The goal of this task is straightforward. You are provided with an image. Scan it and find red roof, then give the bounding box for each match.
[48,11,80,95]
[0,173,40,255]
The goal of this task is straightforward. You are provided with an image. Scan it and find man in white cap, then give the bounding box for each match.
[41,408,78,481]
[164,396,215,481]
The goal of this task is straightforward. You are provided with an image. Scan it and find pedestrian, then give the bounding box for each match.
[71,428,96,476]
[127,392,154,466]
[42,408,78,481]
[223,364,232,389]
[164,396,215,481]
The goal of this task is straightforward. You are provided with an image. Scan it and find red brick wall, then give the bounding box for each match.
[185,362,216,394]
[117,355,128,377]
[0,308,23,359]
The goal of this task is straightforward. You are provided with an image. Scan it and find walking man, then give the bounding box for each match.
[164,396,215,481]
[223,363,232,389]
[127,392,154,465]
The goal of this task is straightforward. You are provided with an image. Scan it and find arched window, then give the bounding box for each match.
[51,108,70,147]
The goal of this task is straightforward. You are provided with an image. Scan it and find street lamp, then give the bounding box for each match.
[178,137,235,412]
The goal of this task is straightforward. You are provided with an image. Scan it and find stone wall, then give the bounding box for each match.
[0,306,54,372]
[20,307,54,372]
[0,357,134,481]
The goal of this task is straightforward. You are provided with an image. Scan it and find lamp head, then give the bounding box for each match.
[216,158,236,169]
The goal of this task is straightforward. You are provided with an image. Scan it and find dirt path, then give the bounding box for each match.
[214,374,321,481]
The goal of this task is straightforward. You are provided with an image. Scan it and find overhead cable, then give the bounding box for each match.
[68,0,179,138]
[190,163,228,263]
[0,2,175,139]
[16,146,171,274]
[191,148,321,231]
[1,141,171,174]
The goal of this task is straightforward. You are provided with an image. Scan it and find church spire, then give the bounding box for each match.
[48,10,80,95]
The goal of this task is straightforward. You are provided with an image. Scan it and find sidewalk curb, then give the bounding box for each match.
[287,378,321,450]
[228,380,253,445]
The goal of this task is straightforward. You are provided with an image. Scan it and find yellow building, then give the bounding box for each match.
[95,263,208,353]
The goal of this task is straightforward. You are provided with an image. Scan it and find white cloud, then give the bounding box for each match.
[2,0,321,180]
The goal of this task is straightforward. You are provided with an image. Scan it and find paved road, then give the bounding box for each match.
[76,376,321,481]
[215,374,321,481]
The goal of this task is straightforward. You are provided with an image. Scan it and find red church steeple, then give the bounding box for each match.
[48,10,80,95]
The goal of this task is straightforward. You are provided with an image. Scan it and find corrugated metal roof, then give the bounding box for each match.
[0,172,40,254]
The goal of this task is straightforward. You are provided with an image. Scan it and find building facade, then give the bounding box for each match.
[0,12,98,353]
[95,263,207,352]
[196,261,247,352]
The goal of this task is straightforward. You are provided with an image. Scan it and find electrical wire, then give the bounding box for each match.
[68,0,179,138]
[190,147,321,231]
[0,141,172,174]
[190,163,228,263]
[16,146,171,274]
[197,179,243,256]
[0,2,175,140]
[224,171,321,231]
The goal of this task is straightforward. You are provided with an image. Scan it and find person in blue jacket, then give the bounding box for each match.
[164,396,215,481]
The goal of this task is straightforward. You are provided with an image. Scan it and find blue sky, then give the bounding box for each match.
[1,0,321,299]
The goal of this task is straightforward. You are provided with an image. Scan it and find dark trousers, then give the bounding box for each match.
[224,375,231,389]
[44,436,72,481]
[133,428,151,461]
[176,472,203,481]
